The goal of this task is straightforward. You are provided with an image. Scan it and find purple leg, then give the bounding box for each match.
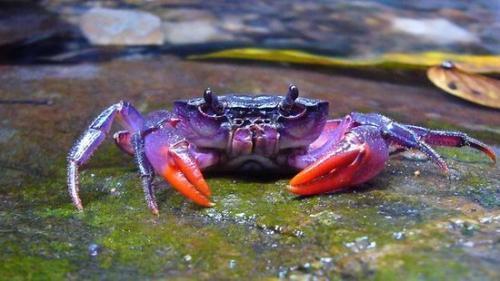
[347,113,452,172]
[131,133,159,215]
[380,122,450,172]
[405,125,496,162]
[67,101,154,212]
[348,113,495,170]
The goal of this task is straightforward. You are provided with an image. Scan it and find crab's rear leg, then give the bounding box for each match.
[405,125,496,163]
[67,102,158,212]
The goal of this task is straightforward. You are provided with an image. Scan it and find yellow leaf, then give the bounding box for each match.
[189,48,500,74]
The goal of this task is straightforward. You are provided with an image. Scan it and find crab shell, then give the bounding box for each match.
[174,95,329,158]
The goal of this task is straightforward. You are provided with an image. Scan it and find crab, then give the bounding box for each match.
[67,85,496,215]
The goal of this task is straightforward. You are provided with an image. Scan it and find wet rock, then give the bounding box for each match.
[344,236,377,253]
[0,3,69,46]
[0,54,498,280]
[390,17,479,44]
[80,8,164,45]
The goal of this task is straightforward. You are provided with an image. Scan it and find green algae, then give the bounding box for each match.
[374,249,469,281]
[0,256,73,281]
[1,156,499,280]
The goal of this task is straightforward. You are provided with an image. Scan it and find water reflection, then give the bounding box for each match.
[0,0,498,64]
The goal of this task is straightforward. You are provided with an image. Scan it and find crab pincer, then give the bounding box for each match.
[288,124,388,195]
[289,144,367,195]
[159,142,214,207]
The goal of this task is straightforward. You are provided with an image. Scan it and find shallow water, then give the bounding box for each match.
[1,0,499,64]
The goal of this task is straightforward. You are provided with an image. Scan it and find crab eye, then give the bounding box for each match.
[201,88,224,115]
[279,84,303,116]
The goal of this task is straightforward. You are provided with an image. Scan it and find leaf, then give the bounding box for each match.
[189,48,500,74]
[427,61,500,109]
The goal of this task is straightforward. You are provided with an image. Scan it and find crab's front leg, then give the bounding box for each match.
[287,113,496,195]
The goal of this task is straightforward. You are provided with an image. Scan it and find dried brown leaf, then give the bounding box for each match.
[427,61,500,109]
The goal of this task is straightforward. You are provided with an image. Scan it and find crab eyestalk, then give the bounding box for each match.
[203,88,224,114]
[280,84,299,112]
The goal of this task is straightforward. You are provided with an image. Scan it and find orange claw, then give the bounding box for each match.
[171,149,212,197]
[472,143,497,164]
[289,162,361,195]
[289,144,366,195]
[290,146,363,186]
[162,163,214,207]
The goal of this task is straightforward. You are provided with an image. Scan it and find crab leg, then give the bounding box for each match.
[382,122,450,172]
[405,125,496,163]
[67,101,144,211]
[131,133,159,215]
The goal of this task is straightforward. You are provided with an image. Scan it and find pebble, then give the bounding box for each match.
[320,257,333,264]
[88,243,101,257]
[345,236,376,253]
[80,8,164,45]
[393,231,406,240]
[163,20,226,44]
[462,241,475,247]
[478,216,492,224]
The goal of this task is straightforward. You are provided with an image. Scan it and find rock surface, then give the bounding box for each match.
[0,55,498,280]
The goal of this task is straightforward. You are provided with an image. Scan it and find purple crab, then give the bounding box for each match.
[67,85,496,215]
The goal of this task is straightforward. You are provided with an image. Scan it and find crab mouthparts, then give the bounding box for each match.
[227,122,280,158]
